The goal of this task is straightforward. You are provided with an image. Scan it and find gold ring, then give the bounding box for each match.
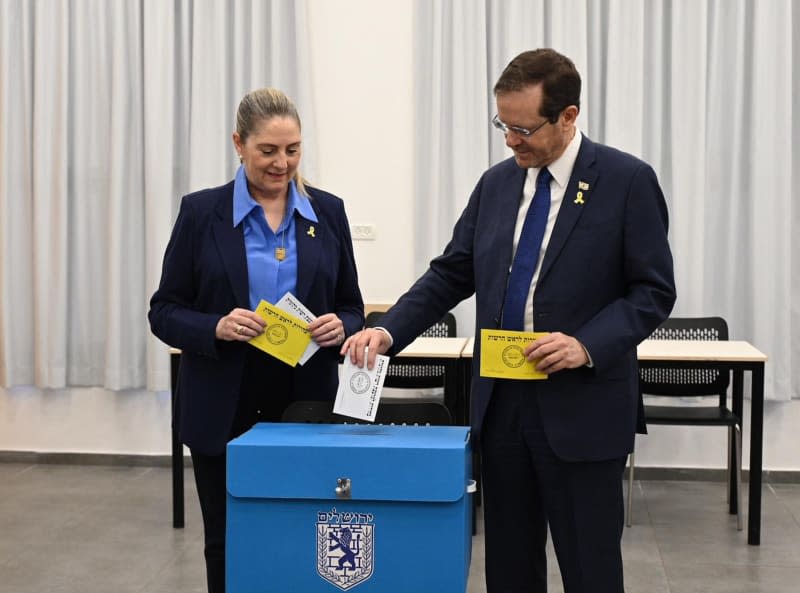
[236,325,243,335]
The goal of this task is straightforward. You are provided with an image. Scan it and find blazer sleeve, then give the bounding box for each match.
[148,197,226,358]
[573,163,676,370]
[332,199,365,338]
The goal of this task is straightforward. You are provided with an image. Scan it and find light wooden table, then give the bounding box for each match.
[393,337,469,425]
[460,338,768,545]
[637,339,768,545]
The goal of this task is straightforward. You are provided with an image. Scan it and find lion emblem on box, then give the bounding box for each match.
[317,508,375,590]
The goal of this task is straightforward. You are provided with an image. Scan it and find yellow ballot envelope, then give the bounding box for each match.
[248,300,312,367]
[479,329,549,380]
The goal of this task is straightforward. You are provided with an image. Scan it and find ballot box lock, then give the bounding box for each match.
[335,477,352,499]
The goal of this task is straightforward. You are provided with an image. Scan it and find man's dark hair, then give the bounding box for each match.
[494,49,581,122]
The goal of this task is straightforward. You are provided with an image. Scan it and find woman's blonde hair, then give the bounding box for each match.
[235,88,309,194]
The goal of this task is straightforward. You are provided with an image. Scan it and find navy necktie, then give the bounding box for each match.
[501,167,552,330]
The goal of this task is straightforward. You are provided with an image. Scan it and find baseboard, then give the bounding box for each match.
[0,450,191,468]
[626,465,800,484]
[1,451,798,483]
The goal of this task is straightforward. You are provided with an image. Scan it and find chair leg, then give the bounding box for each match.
[626,450,635,527]
[726,428,731,506]
[735,425,743,531]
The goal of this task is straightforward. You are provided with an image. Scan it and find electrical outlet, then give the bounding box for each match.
[350,224,376,240]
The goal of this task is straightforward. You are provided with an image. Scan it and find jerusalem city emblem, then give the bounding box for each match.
[316,507,375,590]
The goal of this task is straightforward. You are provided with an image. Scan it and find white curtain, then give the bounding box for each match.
[0,0,315,391]
[2,0,797,403]
[412,0,798,401]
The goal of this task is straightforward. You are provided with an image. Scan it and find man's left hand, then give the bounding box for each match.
[523,332,589,374]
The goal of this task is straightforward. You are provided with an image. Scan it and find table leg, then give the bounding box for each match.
[170,352,184,529]
[444,359,464,425]
[730,369,744,514]
[748,363,764,545]
[460,356,480,535]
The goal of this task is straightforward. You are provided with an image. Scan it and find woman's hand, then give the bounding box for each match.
[215,308,266,341]
[308,313,346,348]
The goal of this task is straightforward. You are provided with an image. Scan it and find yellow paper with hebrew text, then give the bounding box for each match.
[248,300,312,367]
[479,329,549,380]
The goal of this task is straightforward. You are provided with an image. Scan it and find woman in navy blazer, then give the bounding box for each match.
[149,88,364,593]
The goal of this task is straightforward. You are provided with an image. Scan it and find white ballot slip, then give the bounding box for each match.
[333,350,389,422]
[275,292,319,365]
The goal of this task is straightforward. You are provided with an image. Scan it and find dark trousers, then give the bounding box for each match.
[481,380,626,593]
[191,349,293,593]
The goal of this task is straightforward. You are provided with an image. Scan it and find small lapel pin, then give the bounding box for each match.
[307,226,316,238]
[578,181,589,190]
[574,191,585,205]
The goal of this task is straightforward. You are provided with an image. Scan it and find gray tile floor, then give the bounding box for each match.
[0,462,799,592]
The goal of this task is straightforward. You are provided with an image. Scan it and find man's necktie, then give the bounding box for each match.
[501,167,552,330]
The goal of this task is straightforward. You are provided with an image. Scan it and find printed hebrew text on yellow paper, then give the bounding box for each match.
[248,300,312,367]
[479,329,549,380]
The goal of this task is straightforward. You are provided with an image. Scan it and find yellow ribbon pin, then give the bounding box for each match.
[307,226,315,238]
[574,191,585,205]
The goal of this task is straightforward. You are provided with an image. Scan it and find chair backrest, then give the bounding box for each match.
[639,316,730,398]
[364,311,457,389]
[281,400,452,426]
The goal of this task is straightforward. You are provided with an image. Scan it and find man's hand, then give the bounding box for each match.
[340,328,392,369]
[523,332,589,374]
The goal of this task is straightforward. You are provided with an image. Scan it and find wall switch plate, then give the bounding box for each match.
[350,224,376,240]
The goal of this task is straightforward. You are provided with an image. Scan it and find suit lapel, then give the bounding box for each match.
[212,192,250,308]
[294,211,321,304]
[538,135,598,284]
[496,168,526,267]
[485,165,527,322]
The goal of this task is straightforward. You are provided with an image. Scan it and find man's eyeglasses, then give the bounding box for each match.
[491,114,550,138]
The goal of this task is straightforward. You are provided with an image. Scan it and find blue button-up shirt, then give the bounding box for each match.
[232,166,319,309]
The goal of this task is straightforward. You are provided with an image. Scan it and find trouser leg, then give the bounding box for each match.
[529,439,626,593]
[518,389,626,593]
[481,382,548,593]
[188,351,292,593]
[191,449,228,593]
[481,380,626,593]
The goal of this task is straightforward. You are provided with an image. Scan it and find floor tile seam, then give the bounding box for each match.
[767,482,800,530]
[134,544,200,591]
[11,464,37,477]
[40,549,186,591]
[658,556,800,569]
[626,479,647,527]
[0,546,26,570]
[133,561,168,593]
[639,481,678,593]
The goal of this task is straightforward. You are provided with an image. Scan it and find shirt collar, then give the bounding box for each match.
[232,165,318,227]
[539,126,583,189]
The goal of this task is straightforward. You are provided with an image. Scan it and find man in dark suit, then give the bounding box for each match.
[343,49,675,593]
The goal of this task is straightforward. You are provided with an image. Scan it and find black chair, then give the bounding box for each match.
[281,399,452,426]
[626,316,742,530]
[364,311,457,395]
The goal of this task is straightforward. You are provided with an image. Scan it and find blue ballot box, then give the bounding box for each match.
[226,422,473,593]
